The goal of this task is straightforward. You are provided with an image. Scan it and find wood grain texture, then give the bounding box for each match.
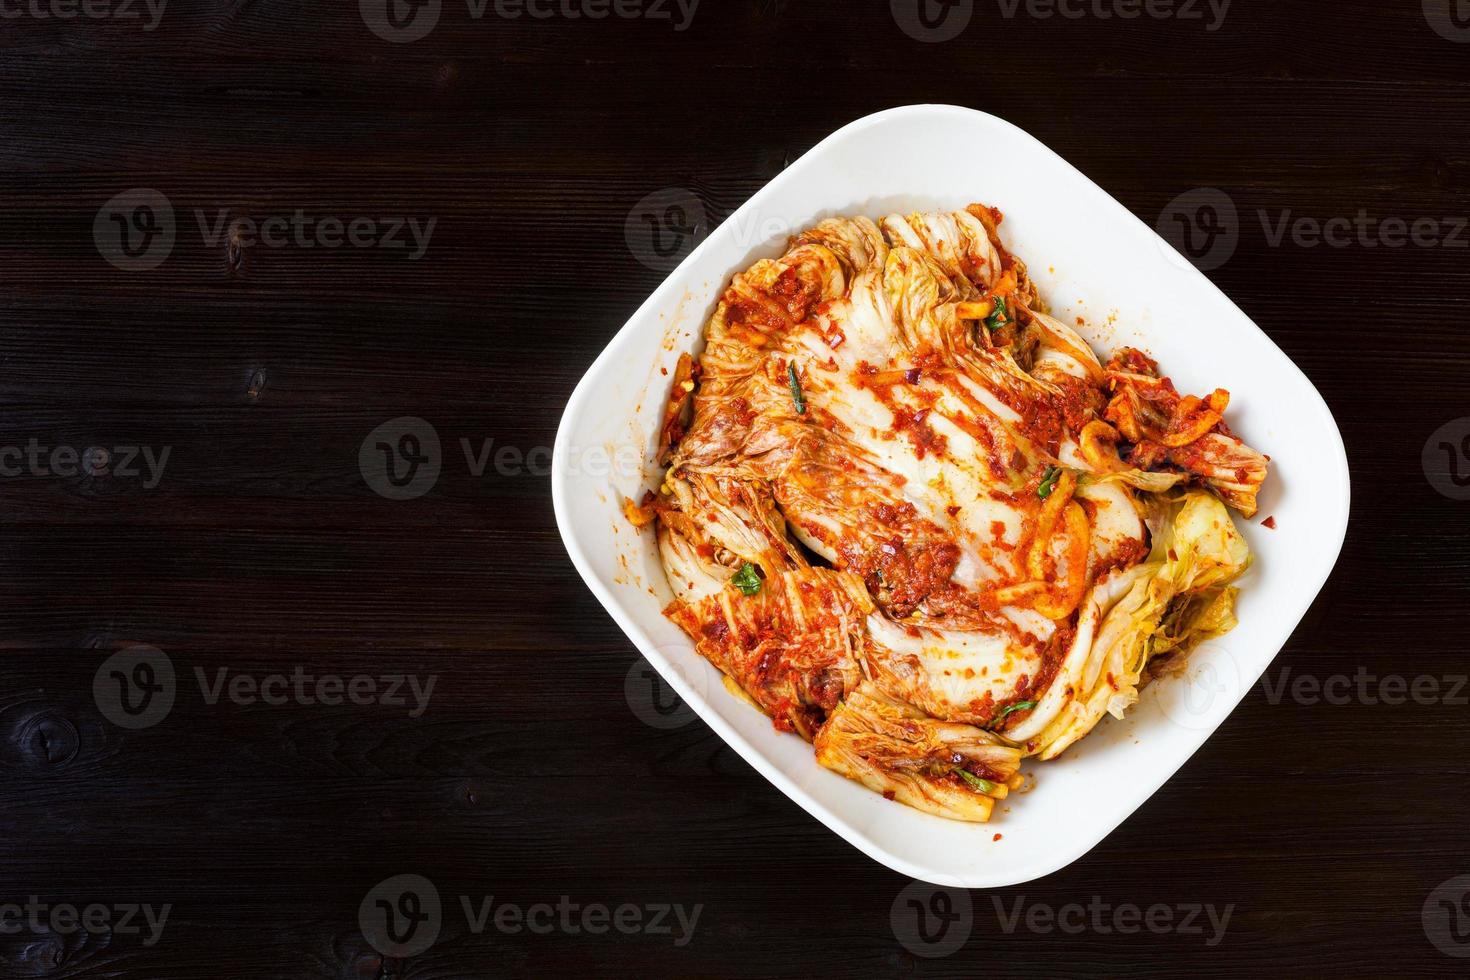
[1,0,1467,976]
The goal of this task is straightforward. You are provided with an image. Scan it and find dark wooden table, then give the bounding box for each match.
[2,0,1468,976]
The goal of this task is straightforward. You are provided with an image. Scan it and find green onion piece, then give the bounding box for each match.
[787,361,807,415]
[1037,465,1062,499]
[731,562,763,596]
[984,295,1009,331]
[956,769,1001,795]
[995,700,1038,723]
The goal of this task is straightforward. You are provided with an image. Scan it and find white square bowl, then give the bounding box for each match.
[553,105,1350,888]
